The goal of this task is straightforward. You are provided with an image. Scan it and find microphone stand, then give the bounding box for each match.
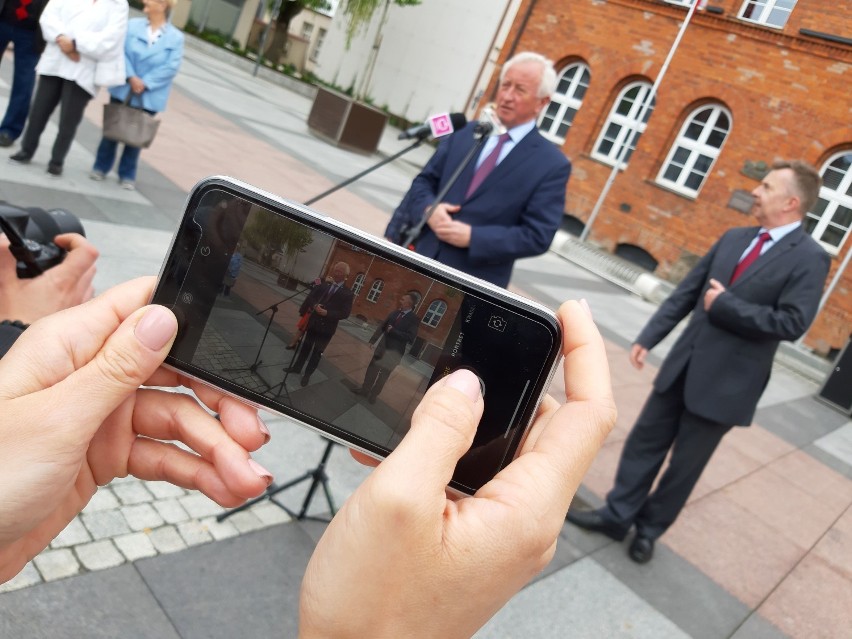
[222,286,308,389]
[305,137,428,206]
[400,127,492,249]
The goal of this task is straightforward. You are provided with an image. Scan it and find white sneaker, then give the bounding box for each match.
[90,170,105,181]
[119,180,135,191]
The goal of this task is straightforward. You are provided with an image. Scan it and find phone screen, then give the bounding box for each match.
[152,180,561,493]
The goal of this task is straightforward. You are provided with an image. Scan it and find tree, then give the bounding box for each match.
[242,209,314,269]
[274,0,332,35]
[341,0,420,45]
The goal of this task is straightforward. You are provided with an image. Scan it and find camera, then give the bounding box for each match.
[0,202,85,278]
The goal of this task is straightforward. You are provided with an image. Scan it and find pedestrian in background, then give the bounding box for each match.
[0,0,48,148]
[90,0,183,190]
[8,0,128,176]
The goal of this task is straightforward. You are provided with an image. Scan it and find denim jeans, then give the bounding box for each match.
[0,23,41,140]
[92,98,155,181]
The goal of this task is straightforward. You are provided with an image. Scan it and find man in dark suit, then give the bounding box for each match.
[353,292,420,404]
[386,51,571,288]
[286,261,354,387]
[567,160,831,563]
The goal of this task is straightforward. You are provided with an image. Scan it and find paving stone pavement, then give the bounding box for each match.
[2,32,852,639]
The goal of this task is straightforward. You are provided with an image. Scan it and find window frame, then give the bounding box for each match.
[591,80,655,169]
[738,0,797,29]
[366,278,383,303]
[655,103,732,198]
[352,273,365,296]
[805,151,852,255]
[538,61,591,144]
[421,299,447,328]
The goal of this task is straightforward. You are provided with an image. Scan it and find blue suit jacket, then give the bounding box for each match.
[386,122,571,287]
[636,225,830,426]
[109,17,184,112]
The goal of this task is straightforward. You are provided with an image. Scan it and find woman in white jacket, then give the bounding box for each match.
[9,0,127,176]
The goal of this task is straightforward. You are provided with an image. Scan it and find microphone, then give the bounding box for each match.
[474,103,507,137]
[398,112,467,140]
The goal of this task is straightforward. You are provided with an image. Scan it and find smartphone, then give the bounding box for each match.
[151,177,563,495]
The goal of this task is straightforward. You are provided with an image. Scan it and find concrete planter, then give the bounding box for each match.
[307,86,388,155]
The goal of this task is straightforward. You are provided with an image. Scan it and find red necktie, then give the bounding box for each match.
[466,133,511,198]
[730,231,771,284]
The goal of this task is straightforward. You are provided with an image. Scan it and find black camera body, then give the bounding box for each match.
[0,203,85,278]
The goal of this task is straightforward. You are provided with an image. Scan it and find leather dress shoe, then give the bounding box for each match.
[0,132,14,147]
[300,374,310,387]
[351,387,366,395]
[565,508,628,541]
[285,366,301,374]
[628,534,654,564]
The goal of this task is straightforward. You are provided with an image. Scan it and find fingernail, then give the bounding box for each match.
[248,459,273,486]
[257,415,271,444]
[445,369,483,401]
[135,306,177,351]
[579,298,593,319]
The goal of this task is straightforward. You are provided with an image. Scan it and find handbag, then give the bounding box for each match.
[102,94,160,149]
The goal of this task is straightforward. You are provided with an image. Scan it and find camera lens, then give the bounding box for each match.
[24,207,85,242]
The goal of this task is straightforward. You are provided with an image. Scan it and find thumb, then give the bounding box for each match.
[378,369,484,499]
[48,305,178,434]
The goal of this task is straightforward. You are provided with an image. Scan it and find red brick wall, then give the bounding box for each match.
[494,0,852,352]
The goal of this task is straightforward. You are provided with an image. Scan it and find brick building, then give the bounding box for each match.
[490,0,851,354]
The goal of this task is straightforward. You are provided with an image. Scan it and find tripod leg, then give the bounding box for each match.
[216,470,314,522]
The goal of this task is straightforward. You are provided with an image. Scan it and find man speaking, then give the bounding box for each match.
[386,52,571,288]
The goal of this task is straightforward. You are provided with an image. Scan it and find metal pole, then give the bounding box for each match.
[254,0,284,77]
[579,1,701,242]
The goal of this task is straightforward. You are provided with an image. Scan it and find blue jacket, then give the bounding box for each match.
[386,122,571,287]
[109,17,183,113]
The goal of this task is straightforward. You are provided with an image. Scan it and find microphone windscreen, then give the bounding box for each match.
[449,113,467,131]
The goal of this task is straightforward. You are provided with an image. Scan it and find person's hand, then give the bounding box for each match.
[65,50,80,62]
[299,300,616,638]
[0,277,273,583]
[704,278,726,311]
[0,232,98,324]
[426,202,471,247]
[313,303,327,317]
[55,34,75,54]
[129,76,146,94]
[629,343,648,370]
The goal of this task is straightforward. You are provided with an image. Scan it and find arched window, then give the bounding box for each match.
[739,0,796,29]
[656,104,731,197]
[592,81,655,168]
[538,62,590,144]
[352,273,365,296]
[421,300,447,328]
[366,278,383,303]
[805,151,852,254]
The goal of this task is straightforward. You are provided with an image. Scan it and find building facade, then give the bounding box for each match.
[490,0,850,354]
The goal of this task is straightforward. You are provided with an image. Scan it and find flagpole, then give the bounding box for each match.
[579,0,702,242]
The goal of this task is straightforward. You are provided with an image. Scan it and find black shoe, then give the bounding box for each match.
[285,366,301,374]
[351,387,366,395]
[285,344,296,350]
[628,534,654,564]
[47,162,62,176]
[565,508,628,541]
[368,396,377,405]
[0,133,14,147]
[300,374,310,387]
[9,151,31,164]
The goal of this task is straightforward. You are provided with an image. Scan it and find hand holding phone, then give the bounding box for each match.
[300,301,616,638]
[151,177,564,494]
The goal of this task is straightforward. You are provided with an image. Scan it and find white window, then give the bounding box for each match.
[592,81,655,168]
[805,151,852,254]
[366,278,383,303]
[352,273,365,296]
[421,300,447,328]
[538,62,590,144]
[739,0,796,28]
[310,28,327,62]
[301,23,314,39]
[656,104,731,197]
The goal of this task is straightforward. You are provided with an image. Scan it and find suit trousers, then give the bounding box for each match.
[20,74,91,166]
[290,330,333,377]
[604,371,732,539]
[362,358,395,400]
